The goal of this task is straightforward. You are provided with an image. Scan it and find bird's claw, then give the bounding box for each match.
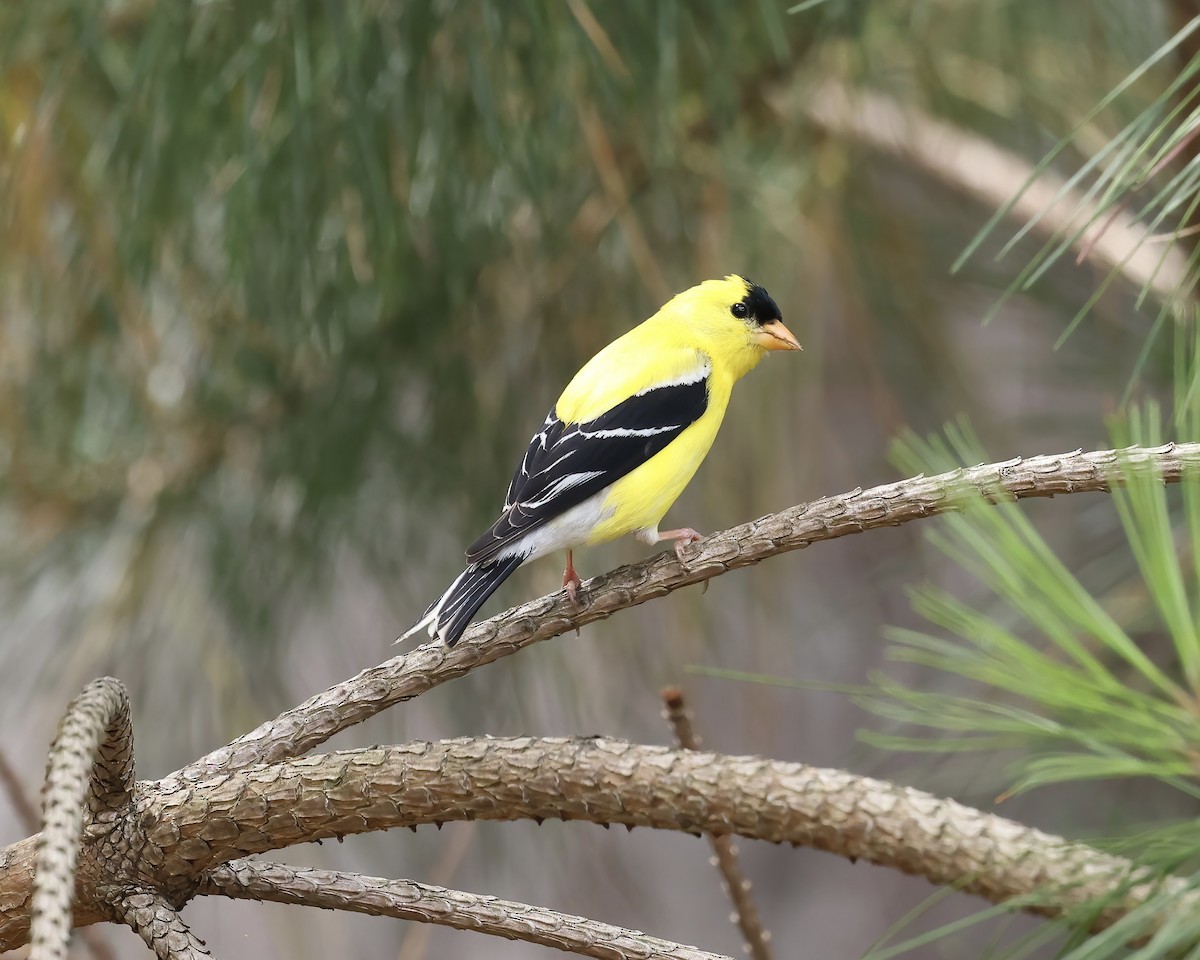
[563,563,584,637]
[670,528,702,562]
[564,575,582,607]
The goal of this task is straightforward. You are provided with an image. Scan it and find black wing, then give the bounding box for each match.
[466,369,710,565]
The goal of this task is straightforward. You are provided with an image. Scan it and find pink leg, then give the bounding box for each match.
[657,527,703,561]
[562,549,583,636]
[562,549,583,606]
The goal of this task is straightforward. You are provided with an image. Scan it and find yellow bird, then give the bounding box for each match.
[401,274,800,646]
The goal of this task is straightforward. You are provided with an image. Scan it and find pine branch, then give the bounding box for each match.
[790,80,1191,301]
[107,891,211,960]
[0,737,1183,951]
[0,749,43,833]
[662,687,773,960]
[6,446,1199,953]
[169,442,1200,784]
[30,678,133,960]
[200,860,729,960]
[0,749,118,960]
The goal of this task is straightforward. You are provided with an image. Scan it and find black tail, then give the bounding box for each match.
[398,555,524,646]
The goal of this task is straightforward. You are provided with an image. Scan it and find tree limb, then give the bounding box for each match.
[1,736,1181,951]
[0,749,118,960]
[6,446,1199,953]
[108,891,211,960]
[788,80,1191,301]
[0,748,43,833]
[30,678,133,960]
[662,688,773,960]
[200,860,730,960]
[153,738,1186,920]
[168,442,1200,785]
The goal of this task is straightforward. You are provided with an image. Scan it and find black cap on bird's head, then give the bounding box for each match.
[737,277,783,325]
[732,275,799,351]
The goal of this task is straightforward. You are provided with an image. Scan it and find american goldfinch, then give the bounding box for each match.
[401,274,800,646]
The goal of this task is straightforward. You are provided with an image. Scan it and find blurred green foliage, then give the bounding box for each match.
[0,0,1176,653]
[3,0,815,647]
[6,2,1200,956]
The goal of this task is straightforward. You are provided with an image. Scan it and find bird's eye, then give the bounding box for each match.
[731,302,749,319]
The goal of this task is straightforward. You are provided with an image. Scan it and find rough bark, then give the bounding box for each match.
[171,443,1200,786]
[2,445,1197,955]
[30,679,134,960]
[109,891,211,960]
[0,738,1180,951]
[200,860,728,960]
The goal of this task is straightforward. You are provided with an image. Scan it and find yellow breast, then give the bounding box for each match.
[586,374,732,544]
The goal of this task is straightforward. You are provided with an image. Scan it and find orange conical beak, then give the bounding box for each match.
[755,319,802,351]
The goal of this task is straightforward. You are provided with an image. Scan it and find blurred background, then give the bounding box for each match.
[1,1,1193,957]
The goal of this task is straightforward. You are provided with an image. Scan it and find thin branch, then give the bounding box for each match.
[109,890,211,960]
[662,688,773,960]
[0,749,42,832]
[0,749,118,960]
[200,860,729,960]
[170,442,1200,785]
[30,678,132,960]
[395,821,477,960]
[576,99,673,303]
[567,0,631,81]
[790,80,1191,301]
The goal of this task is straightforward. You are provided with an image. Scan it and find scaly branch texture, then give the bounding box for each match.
[108,891,211,960]
[169,443,1200,785]
[0,738,1181,951]
[200,860,730,960]
[31,678,133,960]
[5,447,1198,955]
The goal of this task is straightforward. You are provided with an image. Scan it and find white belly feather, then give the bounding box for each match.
[496,488,615,563]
